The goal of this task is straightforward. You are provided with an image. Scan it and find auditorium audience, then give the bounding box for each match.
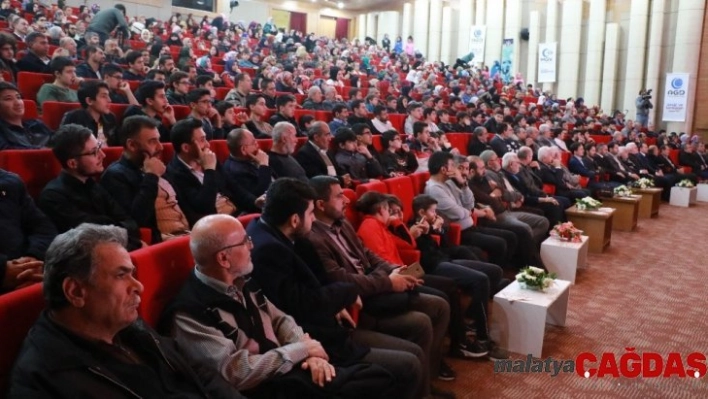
[0,82,53,149]
[165,71,190,105]
[268,94,303,136]
[123,80,176,142]
[267,121,308,181]
[60,80,119,145]
[242,93,274,138]
[36,56,78,109]
[187,88,224,140]
[333,127,383,183]
[16,32,50,74]
[222,128,270,214]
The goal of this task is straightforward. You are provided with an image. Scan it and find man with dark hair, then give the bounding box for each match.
[259,77,277,109]
[60,80,119,145]
[123,50,146,81]
[225,73,252,106]
[267,121,307,181]
[86,4,131,45]
[489,122,520,157]
[122,80,177,142]
[100,115,189,242]
[370,105,393,135]
[102,63,139,105]
[75,45,105,79]
[305,175,452,396]
[328,103,350,133]
[221,128,270,214]
[247,178,423,399]
[9,223,244,398]
[484,111,504,135]
[38,124,142,250]
[347,99,370,127]
[0,167,56,293]
[333,127,383,183]
[0,82,53,149]
[295,121,351,186]
[166,71,190,105]
[187,88,224,140]
[161,214,397,398]
[16,32,50,73]
[157,55,176,77]
[215,100,239,132]
[268,94,303,136]
[403,102,423,136]
[165,118,235,226]
[36,56,78,109]
[195,75,215,97]
[145,69,167,82]
[242,93,273,139]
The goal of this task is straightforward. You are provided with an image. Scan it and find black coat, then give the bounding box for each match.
[16,51,50,74]
[294,141,344,179]
[9,311,244,399]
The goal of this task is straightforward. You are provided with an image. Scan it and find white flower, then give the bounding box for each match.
[543,278,554,288]
[529,266,545,275]
[515,273,524,281]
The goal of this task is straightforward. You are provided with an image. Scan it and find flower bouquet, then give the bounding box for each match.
[676,179,695,188]
[613,185,632,197]
[631,178,654,189]
[516,266,557,291]
[550,222,583,243]
[575,196,602,211]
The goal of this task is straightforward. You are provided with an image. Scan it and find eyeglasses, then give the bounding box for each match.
[75,141,103,158]
[214,236,252,255]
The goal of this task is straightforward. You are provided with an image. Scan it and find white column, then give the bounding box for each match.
[645,0,666,129]
[428,0,443,62]
[475,0,485,26]
[377,12,400,46]
[366,13,377,41]
[441,6,453,65]
[557,0,582,99]
[543,0,559,93]
[402,2,413,43]
[601,23,621,115]
[484,0,504,65]
[584,0,607,107]
[413,0,430,58]
[527,11,540,88]
[622,0,650,120]
[457,0,475,58]
[357,14,366,43]
[667,0,706,133]
[504,0,522,76]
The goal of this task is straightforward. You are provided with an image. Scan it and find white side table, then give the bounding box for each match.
[697,184,708,202]
[540,236,588,284]
[670,186,697,207]
[489,280,571,358]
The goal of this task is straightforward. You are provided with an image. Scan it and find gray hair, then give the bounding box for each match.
[190,215,230,267]
[272,121,295,143]
[47,26,64,40]
[539,125,550,134]
[473,126,486,137]
[479,150,497,163]
[84,31,99,42]
[307,86,321,98]
[537,146,553,162]
[226,128,251,155]
[517,146,533,161]
[59,37,75,47]
[44,224,128,310]
[625,142,638,151]
[308,121,329,140]
[502,152,519,169]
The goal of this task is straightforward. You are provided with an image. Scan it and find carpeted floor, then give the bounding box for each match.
[440,201,708,398]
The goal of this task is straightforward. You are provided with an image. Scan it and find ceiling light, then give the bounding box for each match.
[338,2,344,8]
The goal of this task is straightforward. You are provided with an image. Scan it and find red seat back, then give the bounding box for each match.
[172,105,192,121]
[161,143,174,163]
[22,99,39,120]
[17,72,53,102]
[0,149,61,199]
[342,188,359,228]
[445,133,471,156]
[210,140,230,163]
[108,103,130,124]
[131,236,193,328]
[41,102,81,130]
[355,180,388,198]
[102,146,124,167]
[0,283,45,394]
[385,176,416,222]
[371,135,383,152]
[237,213,260,228]
[314,110,333,123]
[409,171,430,194]
[215,87,230,101]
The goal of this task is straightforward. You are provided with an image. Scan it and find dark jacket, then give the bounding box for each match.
[302,100,326,111]
[305,219,396,298]
[166,89,188,106]
[9,311,243,399]
[0,118,53,149]
[221,155,271,214]
[0,169,56,288]
[61,108,120,146]
[38,171,142,250]
[75,63,101,79]
[99,155,161,242]
[122,70,145,81]
[267,151,308,181]
[164,156,230,227]
[504,168,546,206]
[334,149,384,182]
[294,141,344,179]
[16,51,50,74]
[568,155,596,179]
[489,135,520,158]
[268,113,304,137]
[122,106,171,142]
[248,219,367,364]
[537,162,568,191]
[380,149,418,176]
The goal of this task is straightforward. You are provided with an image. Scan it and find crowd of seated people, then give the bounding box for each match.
[1,3,708,398]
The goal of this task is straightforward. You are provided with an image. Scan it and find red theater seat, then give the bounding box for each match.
[22,99,39,120]
[109,104,130,123]
[102,146,124,167]
[445,133,471,155]
[210,140,230,163]
[238,213,260,228]
[385,176,416,222]
[17,72,53,102]
[409,171,430,194]
[342,188,359,228]
[41,102,81,130]
[0,283,45,394]
[355,180,388,198]
[131,236,193,328]
[0,149,61,199]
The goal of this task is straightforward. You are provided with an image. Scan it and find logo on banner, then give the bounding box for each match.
[473,29,483,38]
[669,78,686,96]
[541,48,553,61]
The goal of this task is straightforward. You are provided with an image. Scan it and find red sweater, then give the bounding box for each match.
[357,216,404,266]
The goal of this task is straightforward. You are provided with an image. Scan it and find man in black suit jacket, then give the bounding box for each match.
[628,142,674,199]
[652,145,698,183]
[536,146,589,201]
[164,118,234,227]
[16,33,51,74]
[247,178,422,399]
[679,143,708,179]
[294,121,352,187]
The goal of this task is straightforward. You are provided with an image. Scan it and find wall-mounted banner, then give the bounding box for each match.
[538,42,557,83]
[501,38,514,84]
[662,73,689,122]
[468,26,486,63]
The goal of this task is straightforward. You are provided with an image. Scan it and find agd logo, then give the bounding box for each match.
[668,77,686,96]
[471,29,484,43]
[540,47,553,62]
